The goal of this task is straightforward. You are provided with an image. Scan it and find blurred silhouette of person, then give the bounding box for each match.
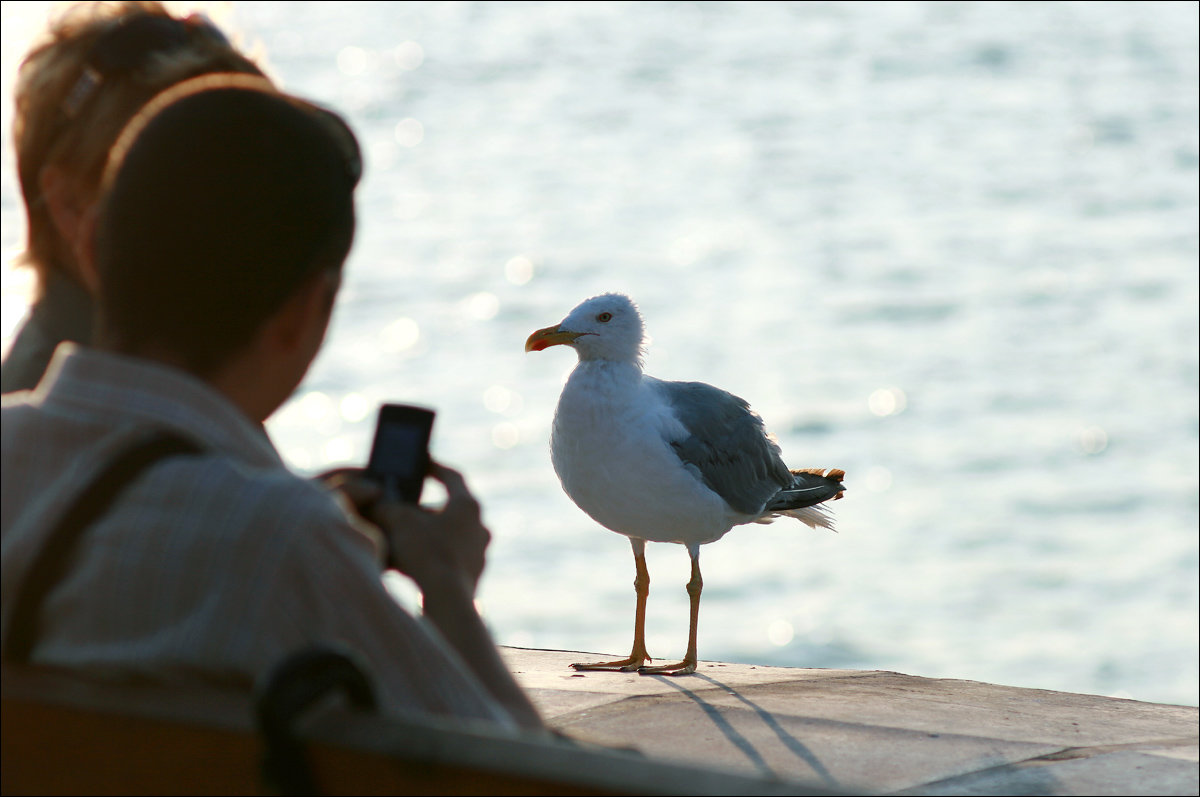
[2,1,267,393]
[1,74,543,732]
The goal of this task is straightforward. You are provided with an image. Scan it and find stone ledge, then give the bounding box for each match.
[503,647,1199,796]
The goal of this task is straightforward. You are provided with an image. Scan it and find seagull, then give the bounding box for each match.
[525,293,846,675]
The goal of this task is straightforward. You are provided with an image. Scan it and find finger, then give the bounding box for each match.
[328,473,383,508]
[342,482,383,509]
[316,466,366,484]
[428,462,483,517]
[333,471,380,493]
[370,496,428,525]
[427,461,470,498]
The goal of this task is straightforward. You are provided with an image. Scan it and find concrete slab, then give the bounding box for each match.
[893,750,1200,797]
[503,647,1199,796]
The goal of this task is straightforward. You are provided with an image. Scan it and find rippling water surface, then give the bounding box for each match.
[3,1,1197,706]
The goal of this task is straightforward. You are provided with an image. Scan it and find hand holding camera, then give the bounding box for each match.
[371,462,490,597]
[321,404,488,596]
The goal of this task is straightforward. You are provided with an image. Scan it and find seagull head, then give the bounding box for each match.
[525,292,646,366]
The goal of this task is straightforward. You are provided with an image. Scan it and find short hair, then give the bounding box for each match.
[95,75,361,376]
[13,1,265,291]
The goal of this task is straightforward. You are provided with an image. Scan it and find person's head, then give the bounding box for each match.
[94,74,361,412]
[13,1,266,293]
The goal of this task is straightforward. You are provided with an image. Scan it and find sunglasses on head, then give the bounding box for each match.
[62,13,231,118]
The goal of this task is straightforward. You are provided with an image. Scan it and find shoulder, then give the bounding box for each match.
[152,454,335,512]
[1,388,43,423]
[135,454,382,563]
[657,378,748,405]
[649,377,756,433]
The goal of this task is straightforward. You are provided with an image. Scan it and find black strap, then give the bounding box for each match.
[256,646,379,796]
[3,431,202,663]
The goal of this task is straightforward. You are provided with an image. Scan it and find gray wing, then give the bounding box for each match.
[650,377,792,515]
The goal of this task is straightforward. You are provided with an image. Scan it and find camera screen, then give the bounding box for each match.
[372,423,424,477]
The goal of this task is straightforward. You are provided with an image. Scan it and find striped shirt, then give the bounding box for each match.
[1,344,513,727]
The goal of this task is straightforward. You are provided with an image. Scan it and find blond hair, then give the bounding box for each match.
[12,1,265,292]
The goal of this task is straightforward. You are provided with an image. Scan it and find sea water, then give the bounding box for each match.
[2,0,1197,707]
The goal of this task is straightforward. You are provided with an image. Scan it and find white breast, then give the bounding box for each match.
[549,362,737,545]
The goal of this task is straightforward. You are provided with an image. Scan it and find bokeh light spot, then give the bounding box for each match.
[394,40,424,70]
[339,392,371,423]
[1077,426,1109,455]
[337,46,369,76]
[767,619,794,647]
[484,385,519,414]
[492,422,520,449]
[868,386,908,417]
[381,317,420,352]
[505,255,535,285]
[322,435,355,464]
[394,117,424,147]
[464,291,499,320]
[299,390,334,421]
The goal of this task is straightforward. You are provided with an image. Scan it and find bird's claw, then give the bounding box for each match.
[570,657,650,672]
[637,660,696,676]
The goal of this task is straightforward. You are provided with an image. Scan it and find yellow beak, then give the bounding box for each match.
[525,324,585,352]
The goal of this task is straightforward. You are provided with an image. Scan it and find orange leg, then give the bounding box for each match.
[639,546,701,676]
[572,539,652,671]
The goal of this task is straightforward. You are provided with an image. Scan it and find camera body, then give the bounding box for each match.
[365,403,435,503]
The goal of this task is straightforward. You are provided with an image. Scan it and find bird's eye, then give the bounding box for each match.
[597,312,613,323]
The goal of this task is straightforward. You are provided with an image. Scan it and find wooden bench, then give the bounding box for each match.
[2,663,829,795]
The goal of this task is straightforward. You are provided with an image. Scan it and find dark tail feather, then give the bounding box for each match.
[765,468,847,512]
